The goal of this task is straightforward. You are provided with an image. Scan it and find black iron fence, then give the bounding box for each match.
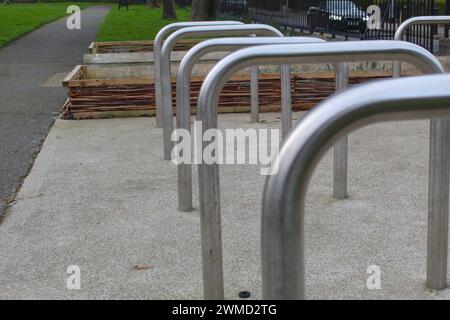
[218,0,437,51]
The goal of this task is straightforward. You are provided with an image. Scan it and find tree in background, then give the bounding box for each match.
[147,0,160,7]
[162,0,177,19]
[191,0,217,20]
[175,0,190,7]
[118,0,129,10]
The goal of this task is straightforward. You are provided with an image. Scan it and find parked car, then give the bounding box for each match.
[224,0,248,14]
[307,0,369,34]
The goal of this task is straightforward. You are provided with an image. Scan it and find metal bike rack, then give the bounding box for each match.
[160,24,289,160]
[176,36,347,212]
[153,21,243,127]
[393,16,450,78]
[195,41,445,299]
[262,74,450,299]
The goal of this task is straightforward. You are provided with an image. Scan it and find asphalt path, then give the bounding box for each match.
[0,6,111,217]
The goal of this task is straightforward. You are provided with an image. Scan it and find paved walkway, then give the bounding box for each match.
[1,114,450,299]
[0,6,110,217]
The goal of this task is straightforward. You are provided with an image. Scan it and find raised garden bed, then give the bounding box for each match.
[87,40,201,54]
[61,64,391,120]
[83,40,226,66]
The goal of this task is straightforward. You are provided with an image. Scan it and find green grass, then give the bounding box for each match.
[436,0,446,14]
[0,3,92,47]
[96,5,191,41]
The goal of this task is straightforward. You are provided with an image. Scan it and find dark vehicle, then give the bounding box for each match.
[221,0,248,15]
[307,0,369,34]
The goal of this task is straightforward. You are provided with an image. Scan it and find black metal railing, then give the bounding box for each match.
[218,0,437,52]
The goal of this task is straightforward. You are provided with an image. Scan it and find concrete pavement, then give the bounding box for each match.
[1,113,449,299]
[0,6,110,218]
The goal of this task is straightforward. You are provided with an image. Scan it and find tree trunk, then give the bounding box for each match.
[162,0,177,19]
[191,0,217,20]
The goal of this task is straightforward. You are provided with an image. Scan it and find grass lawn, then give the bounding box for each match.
[96,5,191,41]
[436,0,446,14]
[0,3,92,47]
